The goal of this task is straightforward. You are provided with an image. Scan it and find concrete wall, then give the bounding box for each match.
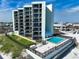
[12,10,15,32]
[41,2,46,40]
[26,49,42,59]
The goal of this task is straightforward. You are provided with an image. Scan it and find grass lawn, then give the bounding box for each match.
[9,35,35,47]
[0,34,35,59]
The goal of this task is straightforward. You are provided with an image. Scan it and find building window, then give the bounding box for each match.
[25,12,29,14]
[39,23,41,26]
[39,18,41,21]
[19,10,23,12]
[14,11,17,14]
[39,14,41,17]
[26,15,29,18]
[33,4,39,8]
[39,32,41,35]
[33,23,38,26]
[33,32,38,35]
[25,31,29,33]
[25,27,29,29]
[20,23,23,25]
[20,29,24,31]
[20,20,23,22]
[14,14,18,16]
[15,19,18,22]
[33,28,38,31]
[15,23,18,25]
[33,9,38,13]
[39,4,42,8]
[15,28,18,30]
[19,16,23,19]
[34,14,38,17]
[25,23,29,26]
[40,28,41,31]
[33,19,38,22]
[24,8,29,10]
[25,19,29,22]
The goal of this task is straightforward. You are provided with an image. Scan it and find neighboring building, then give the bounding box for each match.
[0,22,13,33]
[53,23,79,32]
[13,1,53,40]
[54,23,65,30]
[53,23,66,34]
[73,23,79,30]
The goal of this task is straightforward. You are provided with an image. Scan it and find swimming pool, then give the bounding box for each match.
[48,37,64,44]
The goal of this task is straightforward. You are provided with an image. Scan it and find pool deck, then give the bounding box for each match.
[35,42,56,54]
[30,38,70,54]
[34,37,70,54]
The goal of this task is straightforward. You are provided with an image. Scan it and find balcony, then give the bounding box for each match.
[24,7,30,11]
[15,28,18,31]
[33,20,41,22]
[25,31,30,33]
[33,23,41,27]
[24,12,29,15]
[14,14,18,16]
[19,13,23,15]
[25,20,29,22]
[19,30,24,33]
[14,11,18,14]
[15,23,18,25]
[33,9,42,14]
[19,20,23,22]
[33,4,39,8]
[14,19,18,21]
[25,23,30,26]
[33,28,41,31]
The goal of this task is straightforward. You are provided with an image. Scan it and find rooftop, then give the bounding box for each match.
[35,42,56,54]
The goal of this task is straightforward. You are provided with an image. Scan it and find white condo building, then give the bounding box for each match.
[12,1,76,59]
[13,1,53,40]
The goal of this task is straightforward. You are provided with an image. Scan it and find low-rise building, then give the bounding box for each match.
[0,22,13,33]
[27,37,75,59]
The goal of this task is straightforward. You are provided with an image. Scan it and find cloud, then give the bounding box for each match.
[66,6,79,13]
[54,9,79,23]
[0,0,16,22]
[0,0,32,22]
[0,9,12,22]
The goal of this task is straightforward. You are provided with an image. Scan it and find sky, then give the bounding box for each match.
[0,0,79,23]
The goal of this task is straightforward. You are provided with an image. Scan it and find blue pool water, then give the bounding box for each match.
[48,37,64,44]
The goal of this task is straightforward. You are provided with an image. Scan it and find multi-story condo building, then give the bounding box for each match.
[13,1,53,40]
[13,1,76,59]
